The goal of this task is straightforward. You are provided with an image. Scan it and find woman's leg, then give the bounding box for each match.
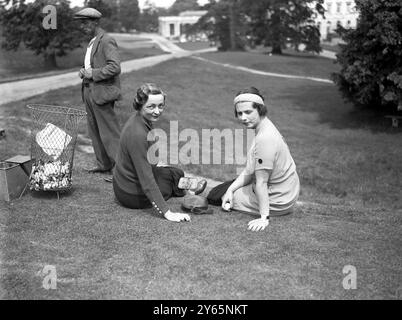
[207,180,236,206]
[154,166,186,199]
[232,184,296,216]
[113,167,185,209]
[113,179,151,209]
[232,184,259,213]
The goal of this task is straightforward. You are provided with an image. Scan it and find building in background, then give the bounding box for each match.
[158,1,359,43]
[316,0,359,41]
[158,10,208,41]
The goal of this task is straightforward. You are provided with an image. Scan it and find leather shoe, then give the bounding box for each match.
[84,166,112,173]
[193,179,207,195]
[178,177,207,195]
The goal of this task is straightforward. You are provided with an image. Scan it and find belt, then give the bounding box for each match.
[83,80,92,87]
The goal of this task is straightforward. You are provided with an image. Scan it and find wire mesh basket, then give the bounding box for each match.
[27,104,86,192]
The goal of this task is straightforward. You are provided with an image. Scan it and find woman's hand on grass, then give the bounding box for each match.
[164,210,191,222]
[248,217,269,232]
[221,191,234,211]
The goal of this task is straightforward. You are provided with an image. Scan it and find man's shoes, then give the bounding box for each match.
[178,177,207,195]
[193,179,207,195]
[84,166,112,174]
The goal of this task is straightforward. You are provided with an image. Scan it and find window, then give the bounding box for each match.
[170,23,175,36]
[336,2,341,14]
[346,2,352,13]
[326,21,331,40]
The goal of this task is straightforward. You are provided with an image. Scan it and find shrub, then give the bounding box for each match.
[333,0,402,113]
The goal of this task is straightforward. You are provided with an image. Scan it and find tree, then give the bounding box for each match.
[168,0,200,15]
[333,0,402,113]
[194,0,323,53]
[119,0,140,32]
[138,1,166,32]
[192,0,246,51]
[241,0,324,54]
[84,0,118,32]
[0,0,84,68]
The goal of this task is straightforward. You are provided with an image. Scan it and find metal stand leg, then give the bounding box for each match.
[18,182,29,200]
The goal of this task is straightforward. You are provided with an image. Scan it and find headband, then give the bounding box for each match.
[233,93,264,106]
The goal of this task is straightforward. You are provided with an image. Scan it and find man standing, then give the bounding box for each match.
[74,8,121,173]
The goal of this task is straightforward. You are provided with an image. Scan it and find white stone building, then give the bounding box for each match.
[316,0,359,40]
[158,10,208,41]
[158,2,359,42]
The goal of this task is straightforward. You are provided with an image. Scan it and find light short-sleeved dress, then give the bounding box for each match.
[232,118,300,215]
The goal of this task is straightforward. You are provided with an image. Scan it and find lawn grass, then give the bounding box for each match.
[175,41,214,51]
[0,52,401,299]
[321,43,341,53]
[200,50,340,80]
[0,37,166,83]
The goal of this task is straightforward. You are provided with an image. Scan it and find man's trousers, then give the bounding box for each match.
[83,85,121,170]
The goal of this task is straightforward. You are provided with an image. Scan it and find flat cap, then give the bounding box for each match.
[74,8,102,20]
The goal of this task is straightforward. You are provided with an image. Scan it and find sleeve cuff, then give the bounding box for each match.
[150,200,168,216]
[92,68,101,82]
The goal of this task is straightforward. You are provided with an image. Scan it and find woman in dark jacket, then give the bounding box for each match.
[113,83,203,222]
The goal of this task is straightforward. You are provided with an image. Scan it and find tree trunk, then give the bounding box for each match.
[270,11,283,55]
[271,43,282,54]
[44,51,57,68]
[229,1,236,50]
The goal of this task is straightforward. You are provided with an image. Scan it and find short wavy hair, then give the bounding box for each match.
[234,87,267,118]
[133,83,166,111]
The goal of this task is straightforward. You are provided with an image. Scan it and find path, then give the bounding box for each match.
[0,33,215,106]
[191,56,334,84]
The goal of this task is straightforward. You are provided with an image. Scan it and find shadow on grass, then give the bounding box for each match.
[268,51,328,60]
[248,47,337,60]
[283,83,402,134]
[29,189,75,200]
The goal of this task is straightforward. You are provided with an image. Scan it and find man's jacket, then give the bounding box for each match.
[84,28,121,105]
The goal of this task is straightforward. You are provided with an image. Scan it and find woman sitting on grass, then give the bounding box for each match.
[113,83,205,223]
[207,87,300,232]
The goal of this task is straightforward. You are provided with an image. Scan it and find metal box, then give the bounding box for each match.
[0,155,32,202]
[5,155,33,176]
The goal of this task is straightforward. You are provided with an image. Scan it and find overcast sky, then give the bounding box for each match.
[69,0,209,9]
